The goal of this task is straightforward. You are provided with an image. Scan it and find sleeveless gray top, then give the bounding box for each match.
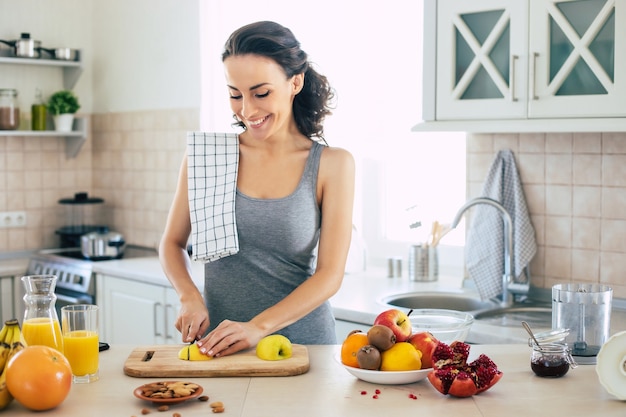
[203,141,336,344]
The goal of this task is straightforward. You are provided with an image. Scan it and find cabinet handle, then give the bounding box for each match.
[530,52,539,100]
[153,302,163,337]
[510,54,518,102]
[164,303,174,340]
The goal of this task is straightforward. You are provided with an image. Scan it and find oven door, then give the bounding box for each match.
[54,288,94,320]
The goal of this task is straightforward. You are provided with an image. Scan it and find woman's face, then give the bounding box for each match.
[224,54,303,141]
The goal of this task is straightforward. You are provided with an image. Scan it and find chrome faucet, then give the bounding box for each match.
[451,197,528,306]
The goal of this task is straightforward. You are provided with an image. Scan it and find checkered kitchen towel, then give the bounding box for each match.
[466,149,537,300]
[187,132,239,263]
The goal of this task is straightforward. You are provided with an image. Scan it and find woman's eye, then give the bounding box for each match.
[256,91,270,98]
[229,94,242,100]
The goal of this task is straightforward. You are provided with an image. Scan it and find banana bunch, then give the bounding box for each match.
[0,319,27,410]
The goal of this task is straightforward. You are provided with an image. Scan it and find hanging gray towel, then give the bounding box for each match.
[466,149,537,300]
[187,132,239,263]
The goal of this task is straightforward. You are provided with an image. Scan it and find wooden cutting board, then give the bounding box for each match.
[123,344,310,378]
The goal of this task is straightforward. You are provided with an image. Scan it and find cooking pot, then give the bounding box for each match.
[38,46,79,61]
[80,228,126,260]
[0,33,41,58]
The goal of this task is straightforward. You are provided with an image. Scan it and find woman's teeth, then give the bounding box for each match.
[249,116,268,126]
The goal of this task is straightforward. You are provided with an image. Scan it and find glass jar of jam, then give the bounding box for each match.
[530,342,577,378]
[0,88,20,130]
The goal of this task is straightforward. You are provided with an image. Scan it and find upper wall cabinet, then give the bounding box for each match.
[418,0,626,132]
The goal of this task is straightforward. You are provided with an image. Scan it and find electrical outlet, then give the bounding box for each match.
[0,211,27,228]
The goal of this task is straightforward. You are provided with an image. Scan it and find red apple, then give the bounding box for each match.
[408,331,439,369]
[373,309,412,342]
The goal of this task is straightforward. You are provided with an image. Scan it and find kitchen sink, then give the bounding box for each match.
[380,292,498,312]
[472,305,552,328]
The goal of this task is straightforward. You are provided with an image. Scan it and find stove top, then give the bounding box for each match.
[27,245,159,294]
[38,245,158,262]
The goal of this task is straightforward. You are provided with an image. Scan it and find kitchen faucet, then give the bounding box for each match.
[451,197,528,306]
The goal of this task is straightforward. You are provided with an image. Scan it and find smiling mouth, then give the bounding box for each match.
[248,115,269,127]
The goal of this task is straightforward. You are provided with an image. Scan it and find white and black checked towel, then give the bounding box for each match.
[187,132,239,263]
[466,149,537,300]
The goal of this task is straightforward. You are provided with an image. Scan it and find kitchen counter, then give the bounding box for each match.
[4,344,625,416]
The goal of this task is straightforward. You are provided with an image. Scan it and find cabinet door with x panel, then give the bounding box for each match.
[435,0,529,120]
[529,0,625,118]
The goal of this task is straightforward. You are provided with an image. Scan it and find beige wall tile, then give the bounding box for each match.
[602,187,626,220]
[467,131,626,295]
[571,217,600,250]
[603,155,626,187]
[573,154,601,185]
[572,186,601,217]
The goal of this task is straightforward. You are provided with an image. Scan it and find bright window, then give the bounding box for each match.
[199,1,466,268]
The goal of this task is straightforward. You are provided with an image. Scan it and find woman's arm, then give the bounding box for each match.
[199,146,355,357]
[159,154,210,342]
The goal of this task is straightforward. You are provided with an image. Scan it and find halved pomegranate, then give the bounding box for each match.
[427,341,503,397]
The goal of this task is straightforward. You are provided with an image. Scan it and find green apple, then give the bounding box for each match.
[178,343,212,361]
[256,334,293,361]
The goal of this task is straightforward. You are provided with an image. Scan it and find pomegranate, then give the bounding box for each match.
[427,341,503,397]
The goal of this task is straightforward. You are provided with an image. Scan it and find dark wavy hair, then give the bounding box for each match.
[222,21,334,142]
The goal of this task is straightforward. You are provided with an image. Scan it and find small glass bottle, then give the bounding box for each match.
[530,342,577,378]
[21,275,64,351]
[0,88,19,130]
[31,88,47,131]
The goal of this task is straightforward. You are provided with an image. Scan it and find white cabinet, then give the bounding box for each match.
[335,319,369,343]
[96,275,181,345]
[420,0,626,131]
[0,276,15,323]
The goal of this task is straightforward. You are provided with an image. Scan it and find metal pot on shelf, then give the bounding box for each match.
[38,46,79,61]
[0,33,41,58]
[80,227,126,260]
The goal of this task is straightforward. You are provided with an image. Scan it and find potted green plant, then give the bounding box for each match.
[48,90,80,132]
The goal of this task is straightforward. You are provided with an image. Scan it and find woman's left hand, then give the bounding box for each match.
[195,320,264,357]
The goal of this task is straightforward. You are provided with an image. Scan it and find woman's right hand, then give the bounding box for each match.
[176,296,210,343]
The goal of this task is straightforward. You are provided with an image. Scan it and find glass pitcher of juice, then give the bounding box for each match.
[21,275,64,351]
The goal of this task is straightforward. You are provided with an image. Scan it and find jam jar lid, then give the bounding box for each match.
[528,328,570,346]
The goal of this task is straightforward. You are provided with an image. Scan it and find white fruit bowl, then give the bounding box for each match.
[410,309,474,344]
[336,355,431,385]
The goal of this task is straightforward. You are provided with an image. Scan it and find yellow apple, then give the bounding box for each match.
[256,334,293,361]
[178,343,212,361]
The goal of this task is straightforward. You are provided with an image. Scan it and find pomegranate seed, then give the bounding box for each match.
[375,389,381,394]
[409,393,418,399]
[360,391,367,395]
[372,395,378,399]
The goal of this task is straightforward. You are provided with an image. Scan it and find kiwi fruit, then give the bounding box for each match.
[367,324,396,351]
[356,345,382,370]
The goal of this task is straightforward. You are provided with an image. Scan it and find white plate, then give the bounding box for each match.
[596,330,626,400]
[336,354,432,385]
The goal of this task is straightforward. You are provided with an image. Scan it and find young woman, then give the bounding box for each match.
[159,21,355,358]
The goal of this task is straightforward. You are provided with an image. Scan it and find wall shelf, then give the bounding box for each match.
[0,55,83,89]
[0,117,88,158]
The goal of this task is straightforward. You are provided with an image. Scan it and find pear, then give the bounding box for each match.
[178,343,212,361]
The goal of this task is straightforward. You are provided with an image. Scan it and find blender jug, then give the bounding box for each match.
[552,283,612,365]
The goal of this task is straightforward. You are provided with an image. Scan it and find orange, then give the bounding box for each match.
[6,345,72,411]
[340,330,369,368]
[380,342,422,371]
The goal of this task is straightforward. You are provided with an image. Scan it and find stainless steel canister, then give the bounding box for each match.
[408,244,438,282]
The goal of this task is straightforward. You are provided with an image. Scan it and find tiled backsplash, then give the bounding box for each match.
[467,133,626,299]
[0,108,198,252]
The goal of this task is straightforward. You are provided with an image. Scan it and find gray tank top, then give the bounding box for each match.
[203,141,336,344]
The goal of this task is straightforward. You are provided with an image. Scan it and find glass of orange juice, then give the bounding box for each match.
[61,305,99,383]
